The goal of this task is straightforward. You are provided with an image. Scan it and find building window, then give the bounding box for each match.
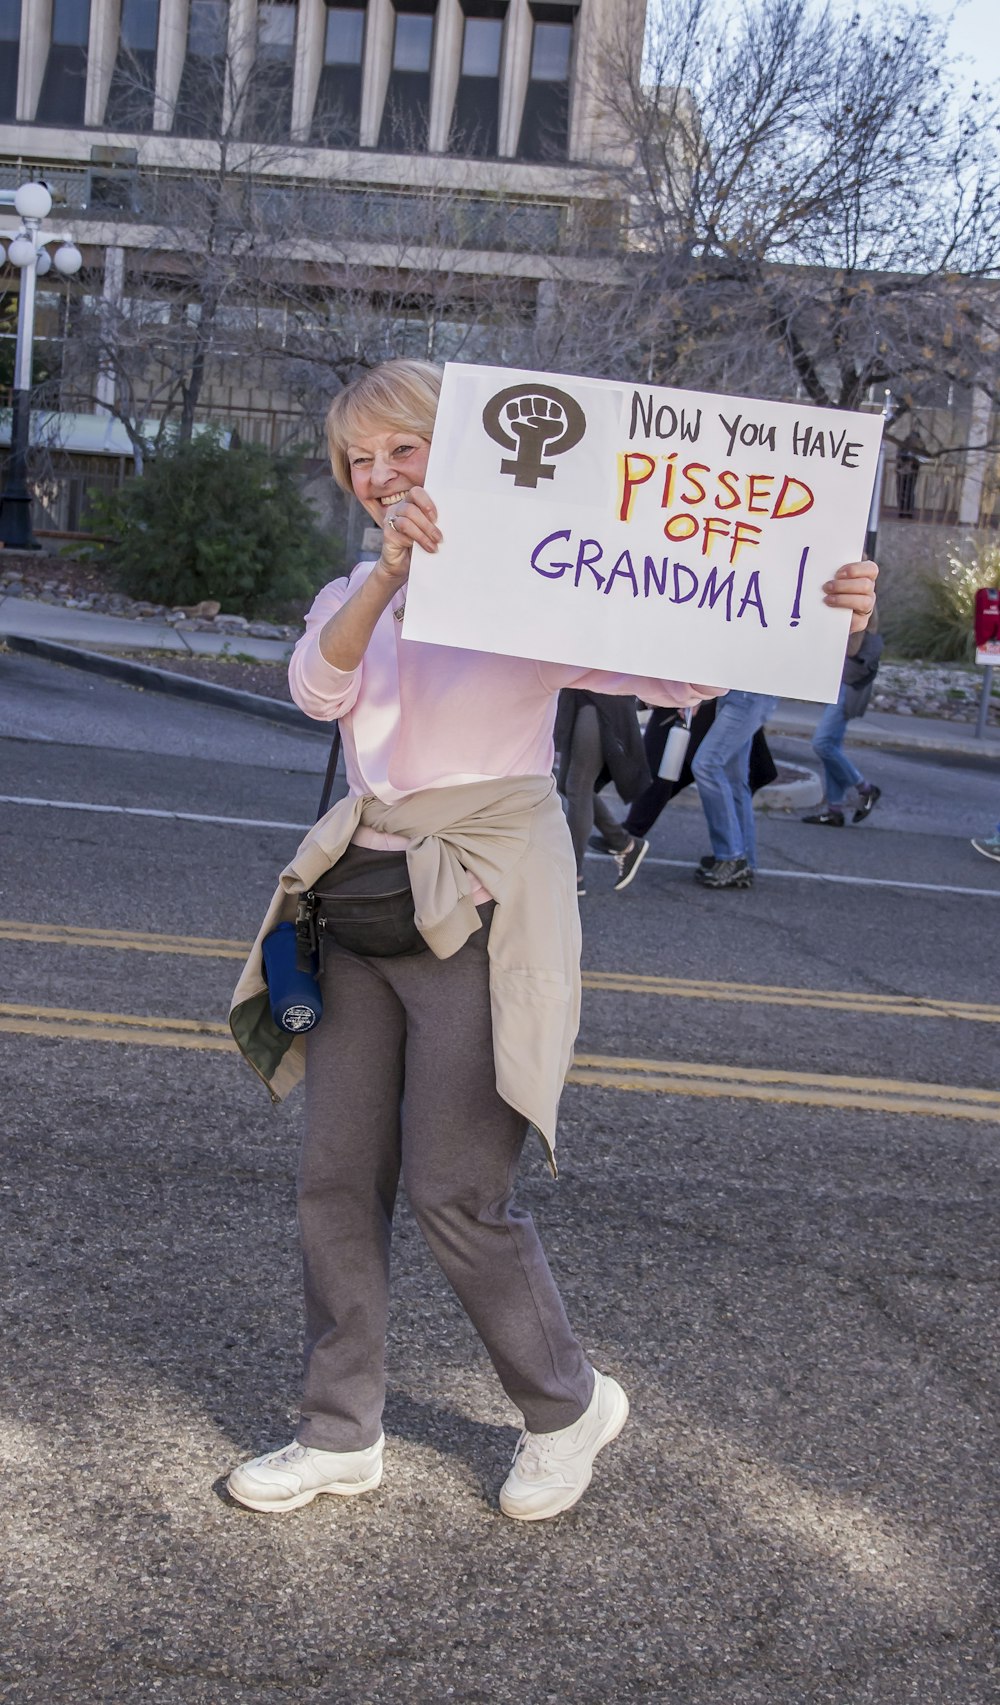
[393,14,433,73]
[0,0,19,122]
[313,2,365,147]
[450,5,505,157]
[37,0,91,127]
[378,2,434,153]
[173,0,227,136]
[106,0,160,131]
[518,4,575,160]
[247,1,297,139]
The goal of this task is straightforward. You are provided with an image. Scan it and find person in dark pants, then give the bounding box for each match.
[592,703,778,876]
[226,359,720,1524]
[555,688,651,895]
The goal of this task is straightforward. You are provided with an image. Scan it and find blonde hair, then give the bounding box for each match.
[326,359,442,494]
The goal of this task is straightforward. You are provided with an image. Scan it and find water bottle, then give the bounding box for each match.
[262,921,323,1034]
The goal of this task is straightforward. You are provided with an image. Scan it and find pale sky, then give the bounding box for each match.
[833,0,1000,97]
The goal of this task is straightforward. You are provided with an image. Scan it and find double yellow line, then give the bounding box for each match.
[569,1054,1000,1123]
[1,918,997,1028]
[1,999,996,1124]
[0,1001,234,1053]
[582,969,1000,1026]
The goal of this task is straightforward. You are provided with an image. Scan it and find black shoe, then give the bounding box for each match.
[577,877,586,898]
[852,784,881,824]
[588,834,615,855]
[613,837,649,891]
[802,807,845,826]
[694,856,752,889]
[698,854,717,870]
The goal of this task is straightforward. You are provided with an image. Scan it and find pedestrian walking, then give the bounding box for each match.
[554,688,650,895]
[225,358,880,1522]
[802,621,883,827]
[690,690,780,889]
[591,701,778,853]
[971,820,1000,862]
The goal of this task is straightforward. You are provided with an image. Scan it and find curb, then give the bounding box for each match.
[767,714,1000,761]
[3,633,323,734]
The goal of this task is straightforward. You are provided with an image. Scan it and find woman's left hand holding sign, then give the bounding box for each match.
[823,560,879,633]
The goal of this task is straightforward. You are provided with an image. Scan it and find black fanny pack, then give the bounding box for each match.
[305,844,427,960]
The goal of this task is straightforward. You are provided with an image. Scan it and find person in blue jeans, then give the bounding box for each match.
[691,690,778,889]
[802,691,881,827]
[802,625,882,828]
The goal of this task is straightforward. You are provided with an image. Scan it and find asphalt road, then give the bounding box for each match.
[1,654,998,1705]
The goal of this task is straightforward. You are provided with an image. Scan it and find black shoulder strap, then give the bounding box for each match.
[316,724,343,821]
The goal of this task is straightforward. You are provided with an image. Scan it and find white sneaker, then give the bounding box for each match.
[227,1435,384,1512]
[499,1371,629,1521]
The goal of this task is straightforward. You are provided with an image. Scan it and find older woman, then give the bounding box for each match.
[227,359,878,1522]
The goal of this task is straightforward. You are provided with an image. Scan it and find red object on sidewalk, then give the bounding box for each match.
[974,587,1000,647]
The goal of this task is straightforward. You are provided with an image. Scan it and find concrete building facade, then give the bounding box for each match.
[0,0,641,533]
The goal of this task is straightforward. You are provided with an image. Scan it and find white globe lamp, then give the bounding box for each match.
[35,249,52,277]
[53,243,83,276]
[7,234,37,268]
[14,181,53,221]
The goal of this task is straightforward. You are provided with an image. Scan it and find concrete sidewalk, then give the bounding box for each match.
[2,590,998,759]
[0,591,293,663]
[768,699,1000,759]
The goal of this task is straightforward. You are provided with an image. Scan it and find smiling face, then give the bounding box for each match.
[347,421,431,527]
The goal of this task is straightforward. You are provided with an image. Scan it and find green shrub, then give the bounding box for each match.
[892,537,1000,663]
[85,436,334,616]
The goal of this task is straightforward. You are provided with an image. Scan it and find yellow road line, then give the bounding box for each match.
[1,1000,996,1123]
[0,920,249,959]
[567,1066,999,1124]
[572,1052,1000,1104]
[581,972,1000,1024]
[0,918,993,1026]
[0,1000,229,1035]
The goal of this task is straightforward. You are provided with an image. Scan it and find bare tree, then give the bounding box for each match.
[586,0,1000,452]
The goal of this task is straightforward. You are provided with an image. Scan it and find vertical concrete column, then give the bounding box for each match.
[96,244,126,413]
[958,387,996,527]
[498,0,531,158]
[154,0,190,130]
[428,0,462,153]
[86,0,122,127]
[360,0,394,147]
[18,0,54,120]
[291,0,325,141]
[226,0,258,132]
[570,0,642,162]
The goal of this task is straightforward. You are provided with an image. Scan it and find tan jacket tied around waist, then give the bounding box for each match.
[229,775,581,1169]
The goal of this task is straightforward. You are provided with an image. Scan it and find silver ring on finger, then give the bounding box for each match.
[386,514,398,533]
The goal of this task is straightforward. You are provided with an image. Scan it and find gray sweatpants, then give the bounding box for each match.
[296,904,594,1452]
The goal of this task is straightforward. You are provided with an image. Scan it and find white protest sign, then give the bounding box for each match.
[402,363,884,703]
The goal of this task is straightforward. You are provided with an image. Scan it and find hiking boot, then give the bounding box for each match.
[802,807,845,826]
[613,837,649,891]
[852,784,881,824]
[499,1371,629,1522]
[227,1436,384,1512]
[698,854,717,870]
[971,832,1000,863]
[694,856,752,889]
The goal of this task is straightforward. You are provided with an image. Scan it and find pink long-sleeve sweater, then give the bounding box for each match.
[289,563,717,861]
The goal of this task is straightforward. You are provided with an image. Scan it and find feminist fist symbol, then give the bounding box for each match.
[482,383,587,489]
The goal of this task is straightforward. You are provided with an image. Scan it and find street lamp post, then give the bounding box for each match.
[0,181,83,550]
